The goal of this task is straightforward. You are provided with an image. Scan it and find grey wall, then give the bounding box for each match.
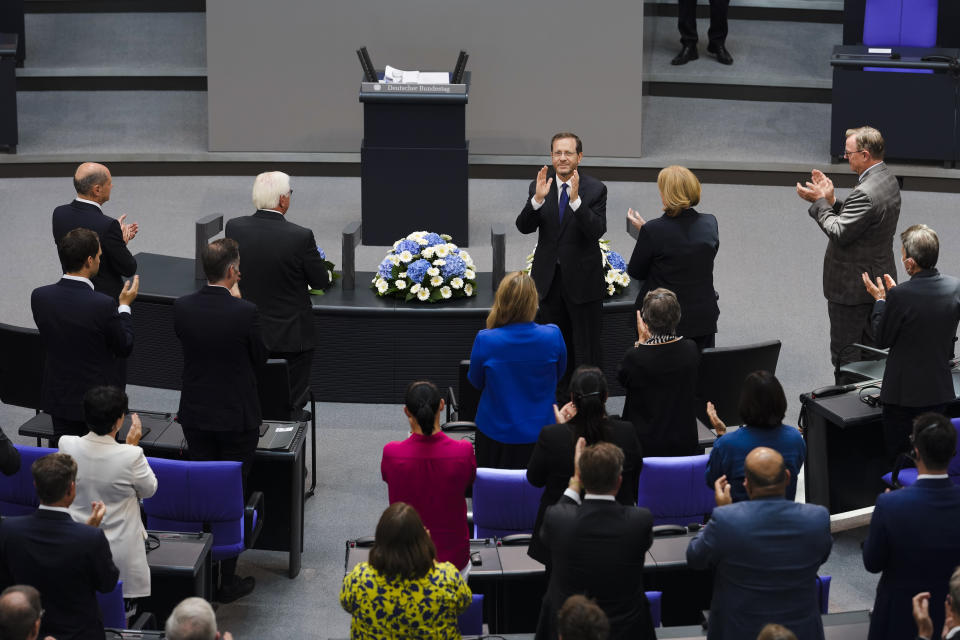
[206,0,644,156]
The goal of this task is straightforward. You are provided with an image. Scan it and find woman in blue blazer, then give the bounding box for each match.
[469,272,567,469]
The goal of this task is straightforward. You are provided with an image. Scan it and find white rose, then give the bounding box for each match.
[399,250,414,263]
[388,255,401,266]
[465,269,476,280]
[410,283,421,293]
[427,267,440,277]
[440,286,452,299]
[430,275,444,287]
[464,283,474,296]
[617,273,630,286]
[434,245,449,258]
[450,277,464,289]
[376,279,389,294]
[395,280,407,290]
[417,288,430,301]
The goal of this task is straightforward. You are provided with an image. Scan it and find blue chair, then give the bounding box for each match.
[457,594,484,635]
[0,445,53,516]
[636,455,715,527]
[646,590,662,628]
[97,580,126,629]
[472,468,544,538]
[142,458,264,563]
[882,418,960,488]
[817,575,832,615]
[863,0,937,73]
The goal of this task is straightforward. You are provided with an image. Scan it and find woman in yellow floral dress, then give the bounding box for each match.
[340,502,473,639]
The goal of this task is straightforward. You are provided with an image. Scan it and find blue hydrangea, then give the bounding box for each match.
[606,250,627,272]
[422,232,445,247]
[316,246,326,260]
[406,259,431,284]
[441,254,466,278]
[377,257,394,279]
[394,239,420,255]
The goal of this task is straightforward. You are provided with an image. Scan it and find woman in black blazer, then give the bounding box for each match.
[526,366,642,565]
[627,165,719,349]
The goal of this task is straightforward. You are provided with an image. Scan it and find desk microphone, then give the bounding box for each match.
[809,383,858,399]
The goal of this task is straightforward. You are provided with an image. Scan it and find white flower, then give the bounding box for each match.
[393,240,402,250]
[417,238,429,246]
[395,280,407,290]
[410,283,421,293]
[459,250,474,267]
[417,288,430,301]
[608,284,616,296]
[450,277,464,289]
[398,272,407,278]
[434,245,449,258]
[388,255,401,266]
[440,286,452,299]
[430,275,444,287]
[376,279,389,294]
[464,283,474,296]
[327,270,333,282]
[398,250,413,263]
[617,273,630,286]
[440,234,452,241]
[465,269,476,280]
[432,259,446,266]
[407,231,426,241]
[421,246,435,259]
[605,272,616,284]
[427,267,440,277]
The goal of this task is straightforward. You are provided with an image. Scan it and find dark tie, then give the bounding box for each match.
[558,183,569,224]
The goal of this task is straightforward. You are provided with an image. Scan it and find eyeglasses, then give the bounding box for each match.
[842,149,867,159]
[551,151,578,158]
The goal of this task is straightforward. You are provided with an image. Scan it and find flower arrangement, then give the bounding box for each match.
[308,246,341,296]
[524,238,630,297]
[371,231,477,302]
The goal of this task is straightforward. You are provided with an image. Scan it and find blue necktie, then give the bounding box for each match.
[558,183,569,224]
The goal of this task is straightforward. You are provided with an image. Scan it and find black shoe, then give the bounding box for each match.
[217,576,255,604]
[671,45,699,66]
[707,42,733,65]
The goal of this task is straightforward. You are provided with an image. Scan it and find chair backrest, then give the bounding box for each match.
[696,340,782,427]
[863,0,938,47]
[458,360,479,423]
[472,468,544,538]
[949,418,960,483]
[816,575,832,615]
[0,445,53,516]
[142,458,245,562]
[257,359,295,421]
[637,455,715,527]
[646,591,662,628]
[0,322,44,411]
[97,580,125,629]
[457,594,483,635]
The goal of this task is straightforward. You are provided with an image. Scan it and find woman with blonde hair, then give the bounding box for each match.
[468,271,566,468]
[626,165,720,349]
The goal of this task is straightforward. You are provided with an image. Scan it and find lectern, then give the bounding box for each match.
[359,74,469,245]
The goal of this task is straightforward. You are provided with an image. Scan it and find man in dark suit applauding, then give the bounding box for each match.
[225,172,328,406]
[0,453,118,640]
[865,413,960,640]
[31,229,138,441]
[536,440,655,640]
[52,163,138,301]
[517,133,607,394]
[861,224,960,462]
[174,238,267,603]
[687,447,832,640]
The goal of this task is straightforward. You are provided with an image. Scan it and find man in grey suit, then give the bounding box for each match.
[797,126,901,381]
[860,225,960,462]
[687,447,832,640]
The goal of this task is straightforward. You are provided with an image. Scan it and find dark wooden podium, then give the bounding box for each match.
[359,74,469,245]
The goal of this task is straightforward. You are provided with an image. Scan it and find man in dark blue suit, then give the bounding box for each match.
[51,163,138,302]
[687,447,832,640]
[517,133,607,394]
[31,229,138,440]
[174,238,267,604]
[0,453,118,640]
[864,413,960,640]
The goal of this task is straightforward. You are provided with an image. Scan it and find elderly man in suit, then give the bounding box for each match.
[536,439,655,640]
[225,172,328,407]
[517,132,607,396]
[31,228,138,441]
[913,566,960,640]
[0,453,118,640]
[52,163,138,302]
[0,585,49,640]
[865,413,960,640]
[174,237,267,603]
[687,447,833,640]
[797,126,901,382]
[860,224,960,462]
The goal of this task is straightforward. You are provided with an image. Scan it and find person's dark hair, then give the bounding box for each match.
[0,585,42,640]
[73,166,109,196]
[912,412,956,470]
[568,367,611,445]
[83,386,128,436]
[551,132,583,154]
[640,288,681,336]
[744,456,787,488]
[901,224,939,270]
[201,238,240,282]
[57,228,100,273]
[557,594,610,640]
[756,623,798,640]
[404,380,441,436]
[369,502,436,581]
[32,453,77,504]
[578,442,624,494]
[738,371,787,428]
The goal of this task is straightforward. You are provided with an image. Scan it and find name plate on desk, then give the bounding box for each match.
[361,82,466,95]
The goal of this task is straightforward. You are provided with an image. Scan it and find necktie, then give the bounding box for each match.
[558,183,569,224]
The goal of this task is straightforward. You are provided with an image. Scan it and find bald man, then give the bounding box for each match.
[52,162,138,301]
[0,586,52,640]
[687,447,832,640]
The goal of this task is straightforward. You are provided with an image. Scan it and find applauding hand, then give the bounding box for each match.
[534,166,553,205]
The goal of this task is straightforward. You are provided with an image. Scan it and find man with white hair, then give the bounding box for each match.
[165,597,233,640]
[225,171,329,406]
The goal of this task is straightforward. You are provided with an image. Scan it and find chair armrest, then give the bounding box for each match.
[652,524,688,537]
[441,421,476,433]
[500,533,532,546]
[850,343,889,358]
[130,611,157,630]
[244,491,265,549]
